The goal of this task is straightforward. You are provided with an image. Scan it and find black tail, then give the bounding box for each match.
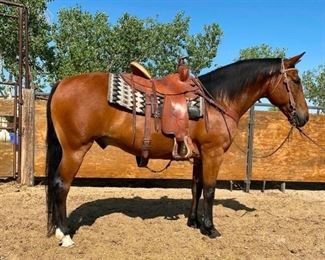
[46,82,62,236]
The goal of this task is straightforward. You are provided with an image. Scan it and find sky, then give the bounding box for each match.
[47,0,325,74]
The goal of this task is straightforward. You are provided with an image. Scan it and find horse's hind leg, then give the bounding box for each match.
[53,143,92,247]
[187,158,203,228]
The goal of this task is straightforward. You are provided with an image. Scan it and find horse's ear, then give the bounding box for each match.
[284,52,305,68]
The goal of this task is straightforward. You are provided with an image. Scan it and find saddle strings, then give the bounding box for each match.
[131,74,137,146]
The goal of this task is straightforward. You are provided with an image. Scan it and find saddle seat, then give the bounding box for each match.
[122,60,201,165]
[126,62,197,97]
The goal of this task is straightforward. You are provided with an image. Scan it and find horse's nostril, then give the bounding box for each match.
[297,113,308,127]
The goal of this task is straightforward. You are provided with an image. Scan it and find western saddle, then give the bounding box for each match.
[121,58,207,167]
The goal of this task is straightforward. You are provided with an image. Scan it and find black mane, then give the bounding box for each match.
[198,58,282,100]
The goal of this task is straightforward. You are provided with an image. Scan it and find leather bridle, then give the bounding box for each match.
[270,59,299,126]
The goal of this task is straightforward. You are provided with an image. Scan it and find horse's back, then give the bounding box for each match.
[54,72,108,100]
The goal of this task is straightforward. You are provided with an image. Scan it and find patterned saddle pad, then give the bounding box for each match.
[108,73,204,119]
[108,73,204,120]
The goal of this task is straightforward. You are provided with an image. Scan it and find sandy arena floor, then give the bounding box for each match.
[0,181,324,259]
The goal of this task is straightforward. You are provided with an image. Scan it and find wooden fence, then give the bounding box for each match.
[30,100,324,182]
[1,98,324,182]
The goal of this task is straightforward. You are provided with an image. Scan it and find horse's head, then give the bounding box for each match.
[267,53,309,127]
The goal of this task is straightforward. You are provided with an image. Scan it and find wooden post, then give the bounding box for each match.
[245,105,255,193]
[280,182,286,193]
[21,88,34,185]
[261,180,266,193]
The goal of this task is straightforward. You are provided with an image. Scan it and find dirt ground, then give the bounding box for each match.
[0,181,324,260]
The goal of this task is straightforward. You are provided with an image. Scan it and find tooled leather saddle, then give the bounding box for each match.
[120,58,214,167]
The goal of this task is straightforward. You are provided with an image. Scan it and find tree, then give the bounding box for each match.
[52,8,223,80]
[0,0,54,90]
[186,24,222,76]
[52,7,111,79]
[1,4,223,89]
[302,65,325,112]
[114,12,192,76]
[238,44,287,60]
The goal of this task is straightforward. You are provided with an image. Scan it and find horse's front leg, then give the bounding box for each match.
[200,147,223,238]
[187,158,203,228]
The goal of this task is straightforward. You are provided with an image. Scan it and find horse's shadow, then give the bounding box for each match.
[68,196,255,234]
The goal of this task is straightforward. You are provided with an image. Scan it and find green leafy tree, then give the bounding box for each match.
[302,65,325,112]
[1,4,223,89]
[52,7,111,79]
[0,0,54,90]
[104,13,156,74]
[186,23,222,76]
[238,44,287,60]
[52,8,223,79]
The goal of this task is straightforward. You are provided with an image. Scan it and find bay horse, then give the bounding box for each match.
[46,53,309,247]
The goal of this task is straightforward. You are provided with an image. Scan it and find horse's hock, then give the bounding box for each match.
[31,99,325,182]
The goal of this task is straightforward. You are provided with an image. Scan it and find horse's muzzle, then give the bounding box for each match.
[290,111,309,127]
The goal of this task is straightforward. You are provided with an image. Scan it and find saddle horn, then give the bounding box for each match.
[178,57,190,82]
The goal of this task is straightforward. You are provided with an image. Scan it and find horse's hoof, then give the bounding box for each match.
[59,235,75,248]
[55,228,65,240]
[187,218,200,229]
[200,226,221,239]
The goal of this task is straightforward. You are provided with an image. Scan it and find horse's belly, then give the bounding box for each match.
[99,129,175,159]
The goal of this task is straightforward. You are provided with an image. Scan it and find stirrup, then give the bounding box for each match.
[172,136,193,160]
[136,156,149,167]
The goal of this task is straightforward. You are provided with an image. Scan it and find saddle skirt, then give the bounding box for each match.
[108,64,207,163]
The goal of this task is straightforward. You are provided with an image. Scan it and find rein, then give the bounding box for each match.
[233,125,325,158]
[225,60,300,158]
[296,127,325,152]
[145,124,324,173]
[192,77,240,123]
[233,127,294,158]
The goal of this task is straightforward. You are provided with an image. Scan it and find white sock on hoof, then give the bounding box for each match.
[60,235,75,248]
[55,228,65,240]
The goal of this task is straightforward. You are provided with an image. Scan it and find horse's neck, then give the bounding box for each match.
[227,77,272,120]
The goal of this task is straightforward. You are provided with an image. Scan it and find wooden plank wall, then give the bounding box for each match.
[33,100,325,182]
[34,100,247,180]
[0,98,14,177]
[252,112,325,182]
[0,98,14,116]
[0,143,13,177]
